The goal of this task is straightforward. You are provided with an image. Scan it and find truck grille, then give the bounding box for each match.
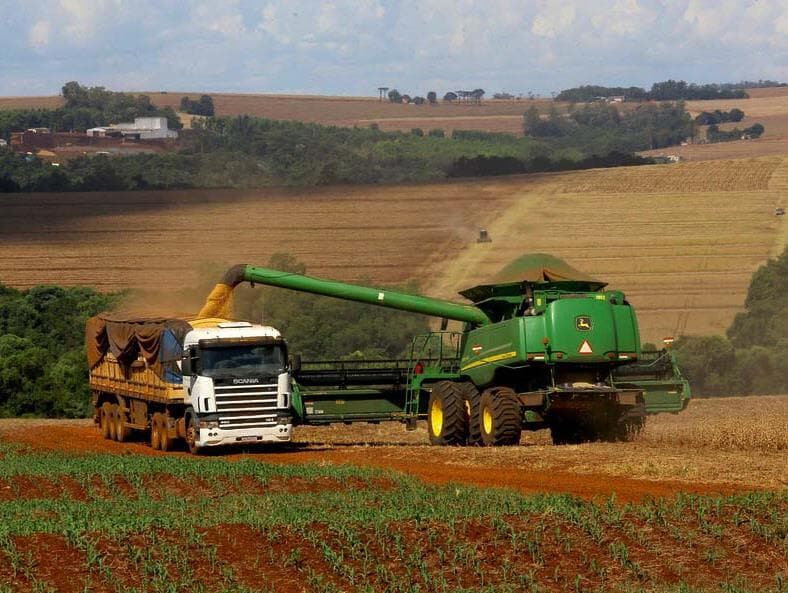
[213,383,279,429]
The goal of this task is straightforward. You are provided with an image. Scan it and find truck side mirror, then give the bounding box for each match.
[181,354,191,376]
[290,353,302,374]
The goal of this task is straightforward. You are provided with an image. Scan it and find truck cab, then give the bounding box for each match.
[181,320,293,451]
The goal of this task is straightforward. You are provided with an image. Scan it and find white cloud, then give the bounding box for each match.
[591,0,655,37]
[259,0,385,46]
[58,0,123,44]
[531,3,576,38]
[682,0,738,38]
[29,20,50,48]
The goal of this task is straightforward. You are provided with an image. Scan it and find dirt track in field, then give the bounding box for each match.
[1,416,781,503]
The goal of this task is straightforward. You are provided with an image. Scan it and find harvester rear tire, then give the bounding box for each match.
[478,388,522,446]
[150,413,163,451]
[100,403,112,439]
[457,382,482,446]
[427,381,468,446]
[113,405,131,443]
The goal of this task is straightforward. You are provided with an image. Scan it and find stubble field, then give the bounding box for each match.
[1,157,785,342]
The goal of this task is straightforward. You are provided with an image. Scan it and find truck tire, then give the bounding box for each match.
[478,388,522,446]
[113,405,131,442]
[108,404,119,441]
[150,413,163,450]
[100,403,112,439]
[159,415,174,452]
[185,415,201,455]
[457,382,482,446]
[427,381,468,446]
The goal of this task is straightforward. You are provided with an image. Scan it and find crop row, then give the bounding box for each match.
[0,444,785,593]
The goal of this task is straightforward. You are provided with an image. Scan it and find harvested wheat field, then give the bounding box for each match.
[430,156,788,341]
[2,157,786,342]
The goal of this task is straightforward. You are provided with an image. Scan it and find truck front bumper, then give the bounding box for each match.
[197,424,292,447]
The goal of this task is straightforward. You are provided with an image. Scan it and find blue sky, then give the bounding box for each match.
[1,1,786,97]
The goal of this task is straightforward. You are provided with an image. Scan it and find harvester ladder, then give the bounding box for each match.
[404,331,462,417]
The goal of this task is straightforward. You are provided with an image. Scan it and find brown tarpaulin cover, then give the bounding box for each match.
[86,315,192,369]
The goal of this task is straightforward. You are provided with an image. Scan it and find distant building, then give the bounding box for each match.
[87,117,177,140]
[0,139,7,147]
[607,96,625,103]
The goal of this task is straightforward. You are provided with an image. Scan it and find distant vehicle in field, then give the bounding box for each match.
[776,207,785,216]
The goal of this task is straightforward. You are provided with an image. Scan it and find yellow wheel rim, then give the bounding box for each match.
[483,406,493,435]
[464,399,471,418]
[430,399,444,435]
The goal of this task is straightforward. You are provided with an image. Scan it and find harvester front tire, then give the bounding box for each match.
[479,388,522,446]
[150,413,163,451]
[457,382,482,446]
[100,403,112,439]
[427,381,468,446]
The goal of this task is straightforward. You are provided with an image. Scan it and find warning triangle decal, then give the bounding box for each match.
[578,340,593,354]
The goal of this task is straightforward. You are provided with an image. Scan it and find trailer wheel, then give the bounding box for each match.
[427,381,468,446]
[185,415,201,455]
[159,415,173,452]
[457,382,482,446]
[100,403,112,439]
[113,405,130,442]
[479,388,522,446]
[108,404,119,441]
[150,413,163,450]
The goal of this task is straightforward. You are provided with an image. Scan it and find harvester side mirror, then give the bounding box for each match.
[290,353,302,374]
[440,318,448,331]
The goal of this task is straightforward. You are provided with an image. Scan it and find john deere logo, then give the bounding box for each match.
[576,316,592,331]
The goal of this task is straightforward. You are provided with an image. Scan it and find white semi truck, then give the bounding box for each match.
[87,315,295,453]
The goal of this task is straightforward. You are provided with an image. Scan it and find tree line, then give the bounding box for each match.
[0,82,181,140]
[556,80,749,102]
[2,81,716,194]
[673,247,787,396]
[0,284,119,417]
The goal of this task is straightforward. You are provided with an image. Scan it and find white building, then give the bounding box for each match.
[87,117,177,140]
[0,139,7,147]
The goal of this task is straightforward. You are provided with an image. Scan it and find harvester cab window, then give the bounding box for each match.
[199,344,286,378]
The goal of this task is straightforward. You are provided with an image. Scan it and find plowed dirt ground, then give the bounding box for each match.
[1,397,785,501]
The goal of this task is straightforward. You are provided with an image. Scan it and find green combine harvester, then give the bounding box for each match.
[207,254,690,446]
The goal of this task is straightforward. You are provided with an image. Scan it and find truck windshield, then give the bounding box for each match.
[199,345,285,378]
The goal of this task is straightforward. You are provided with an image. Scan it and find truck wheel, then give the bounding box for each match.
[113,406,131,442]
[185,416,201,455]
[108,404,119,441]
[457,382,482,446]
[427,381,468,446]
[479,388,522,446]
[150,413,162,450]
[100,403,112,439]
[159,416,173,452]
